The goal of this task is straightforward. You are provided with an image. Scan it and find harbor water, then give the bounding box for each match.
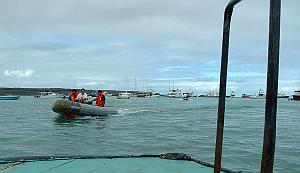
[0,96,299,173]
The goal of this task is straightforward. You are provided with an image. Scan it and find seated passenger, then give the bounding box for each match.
[96,90,106,107]
[76,88,88,103]
[69,89,78,102]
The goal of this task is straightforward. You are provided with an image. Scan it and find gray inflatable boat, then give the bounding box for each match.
[52,99,118,118]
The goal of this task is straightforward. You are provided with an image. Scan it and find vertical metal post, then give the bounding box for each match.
[260,0,281,172]
[214,1,241,173]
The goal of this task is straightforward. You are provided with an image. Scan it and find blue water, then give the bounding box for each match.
[0,96,299,173]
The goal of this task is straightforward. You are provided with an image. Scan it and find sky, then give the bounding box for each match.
[0,0,299,95]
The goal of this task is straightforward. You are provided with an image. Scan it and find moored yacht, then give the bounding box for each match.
[166,89,182,98]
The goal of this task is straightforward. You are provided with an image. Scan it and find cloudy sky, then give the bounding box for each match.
[0,0,299,95]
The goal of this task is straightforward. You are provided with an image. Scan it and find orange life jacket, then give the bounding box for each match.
[69,92,78,102]
[96,93,106,107]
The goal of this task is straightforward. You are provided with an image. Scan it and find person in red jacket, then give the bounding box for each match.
[96,90,106,107]
[69,89,78,102]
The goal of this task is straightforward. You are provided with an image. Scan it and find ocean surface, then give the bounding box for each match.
[0,96,299,173]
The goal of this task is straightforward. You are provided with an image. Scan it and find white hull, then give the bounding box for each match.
[145,95,160,98]
[249,96,265,99]
[167,94,182,98]
[117,96,130,99]
[39,95,63,99]
[117,93,131,99]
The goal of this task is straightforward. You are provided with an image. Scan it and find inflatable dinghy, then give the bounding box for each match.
[52,99,118,118]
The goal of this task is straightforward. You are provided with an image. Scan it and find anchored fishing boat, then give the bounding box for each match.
[52,99,118,118]
[0,96,20,100]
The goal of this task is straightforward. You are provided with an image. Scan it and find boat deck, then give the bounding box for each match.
[0,154,239,173]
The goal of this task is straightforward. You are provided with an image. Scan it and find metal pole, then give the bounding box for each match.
[214,1,242,173]
[260,0,281,172]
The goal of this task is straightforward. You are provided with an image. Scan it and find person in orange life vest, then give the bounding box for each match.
[96,90,106,107]
[69,89,78,102]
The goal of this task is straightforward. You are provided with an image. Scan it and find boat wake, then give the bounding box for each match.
[115,108,163,116]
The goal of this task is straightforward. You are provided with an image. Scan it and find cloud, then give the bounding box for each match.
[77,81,104,86]
[159,65,192,72]
[150,77,194,81]
[0,0,299,94]
[4,69,35,78]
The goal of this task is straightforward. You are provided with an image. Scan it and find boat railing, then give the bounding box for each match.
[214,0,281,173]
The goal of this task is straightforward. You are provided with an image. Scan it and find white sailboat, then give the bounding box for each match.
[118,73,131,99]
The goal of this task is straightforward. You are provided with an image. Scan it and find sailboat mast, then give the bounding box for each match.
[147,80,149,91]
[134,78,137,93]
[125,73,128,93]
[173,81,175,90]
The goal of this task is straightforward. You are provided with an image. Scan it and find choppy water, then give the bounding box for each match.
[0,96,299,173]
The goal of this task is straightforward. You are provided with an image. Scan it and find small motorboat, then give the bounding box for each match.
[182,96,188,101]
[52,99,118,118]
[0,96,20,100]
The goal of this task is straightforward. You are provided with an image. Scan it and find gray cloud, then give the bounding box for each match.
[0,0,299,94]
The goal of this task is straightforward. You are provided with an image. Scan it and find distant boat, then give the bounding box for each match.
[145,90,160,98]
[118,73,130,99]
[0,96,20,100]
[249,89,265,99]
[117,92,131,99]
[292,90,300,101]
[201,90,230,98]
[166,89,182,98]
[241,93,250,98]
[182,93,189,100]
[151,93,160,98]
[230,91,235,97]
[34,92,63,99]
[277,92,289,98]
[136,93,146,98]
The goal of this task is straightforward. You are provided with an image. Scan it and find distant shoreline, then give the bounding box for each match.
[0,87,133,96]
